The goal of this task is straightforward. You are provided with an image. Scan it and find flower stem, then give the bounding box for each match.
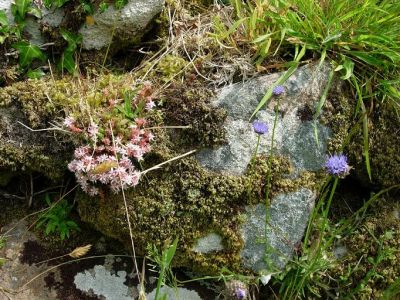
[264,99,280,238]
[321,176,339,234]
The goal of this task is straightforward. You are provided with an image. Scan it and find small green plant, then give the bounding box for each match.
[0,10,20,44]
[36,194,80,240]
[146,237,179,300]
[5,0,47,75]
[58,29,82,74]
[12,41,46,67]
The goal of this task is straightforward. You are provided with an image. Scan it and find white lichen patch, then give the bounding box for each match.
[193,232,224,254]
[74,265,137,300]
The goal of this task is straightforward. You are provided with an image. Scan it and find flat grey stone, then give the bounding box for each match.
[196,63,332,176]
[240,188,315,272]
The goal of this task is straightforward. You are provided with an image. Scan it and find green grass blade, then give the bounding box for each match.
[361,100,372,181]
[249,46,306,121]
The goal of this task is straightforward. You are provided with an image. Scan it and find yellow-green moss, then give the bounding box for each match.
[0,73,137,179]
[321,198,400,298]
[156,54,188,82]
[348,104,400,188]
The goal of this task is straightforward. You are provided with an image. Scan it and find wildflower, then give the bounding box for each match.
[325,153,351,178]
[135,118,147,127]
[252,120,268,135]
[145,100,156,111]
[272,85,284,96]
[88,123,99,138]
[63,117,75,128]
[235,288,246,300]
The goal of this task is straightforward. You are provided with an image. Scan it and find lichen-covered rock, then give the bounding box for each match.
[240,189,315,272]
[76,63,349,276]
[0,74,136,179]
[79,0,165,50]
[197,63,332,176]
[195,63,335,273]
[74,264,137,300]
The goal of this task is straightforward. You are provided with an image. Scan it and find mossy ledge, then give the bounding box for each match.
[76,153,318,274]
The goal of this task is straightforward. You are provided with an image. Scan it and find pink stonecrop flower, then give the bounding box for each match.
[88,123,99,138]
[63,117,75,128]
[68,123,153,195]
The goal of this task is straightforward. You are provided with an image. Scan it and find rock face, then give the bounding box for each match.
[76,63,337,276]
[0,0,163,50]
[196,63,331,176]
[0,105,69,180]
[195,63,331,273]
[0,0,65,45]
[240,189,315,272]
[79,0,165,50]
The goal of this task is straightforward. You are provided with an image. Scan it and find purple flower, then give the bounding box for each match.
[272,85,284,96]
[235,287,246,300]
[252,120,268,135]
[325,154,351,178]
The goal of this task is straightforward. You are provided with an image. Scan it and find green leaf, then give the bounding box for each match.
[54,0,69,8]
[0,10,8,26]
[66,220,79,229]
[314,68,335,119]
[340,58,354,80]
[28,6,42,18]
[114,0,128,10]
[58,51,76,74]
[322,32,342,44]
[14,0,32,19]
[45,223,56,235]
[253,32,274,44]
[44,193,52,206]
[350,51,383,67]
[99,2,109,13]
[163,237,178,267]
[12,41,46,67]
[43,0,52,8]
[249,46,306,121]
[27,68,45,79]
[60,28,82,52]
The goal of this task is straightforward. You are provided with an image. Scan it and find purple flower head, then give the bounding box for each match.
[325,153,351,178]
[252,120,268,135]
[272,85,285,96]
[235,287,246,300]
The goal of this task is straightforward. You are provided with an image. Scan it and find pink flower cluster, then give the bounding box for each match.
[66,119,154,196]
[64,83,157,196]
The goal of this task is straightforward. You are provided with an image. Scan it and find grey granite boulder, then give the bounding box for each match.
[195,63,332,273]
[1,0,162,50]
[197,63,332,176]
[79,0,165,50]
